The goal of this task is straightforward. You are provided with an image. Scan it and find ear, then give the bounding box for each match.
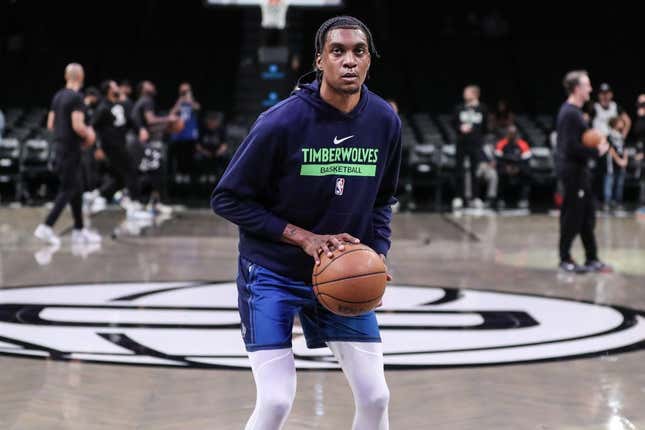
[315,53,323,71]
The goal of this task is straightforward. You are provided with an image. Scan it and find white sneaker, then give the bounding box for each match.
[128,209,153,220]
[126,201,153,220]
[152,202,173,215]
[90,196,107,213]
[452,197,463,211]
[71,242,102,258]
[34,224,61,246]
[472,198,484,209]
[71,228,102,244]
[34,243,60,266]
[83,190,99,204]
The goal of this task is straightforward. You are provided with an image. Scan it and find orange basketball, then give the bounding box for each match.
[312,243,387,317]
[167,117,185,134]
[582,129,603,148]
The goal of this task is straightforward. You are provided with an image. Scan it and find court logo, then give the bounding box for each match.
[0,282,643,369]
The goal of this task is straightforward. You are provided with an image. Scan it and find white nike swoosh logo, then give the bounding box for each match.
[333,135,355,145]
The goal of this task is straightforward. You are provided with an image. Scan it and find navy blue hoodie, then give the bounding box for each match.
[211,80,402,282]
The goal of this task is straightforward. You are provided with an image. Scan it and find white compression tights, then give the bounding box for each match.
[244,342,389,430]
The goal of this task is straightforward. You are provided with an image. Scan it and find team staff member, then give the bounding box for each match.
[556,70,611,273]
[35,63,101,245]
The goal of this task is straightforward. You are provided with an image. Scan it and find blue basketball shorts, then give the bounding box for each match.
[236,256,381,352]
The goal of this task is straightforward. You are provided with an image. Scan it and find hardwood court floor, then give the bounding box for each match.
[0,206,644,429]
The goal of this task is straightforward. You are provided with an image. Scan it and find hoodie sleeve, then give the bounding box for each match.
[371,118,402,257]
[210,115,289,241]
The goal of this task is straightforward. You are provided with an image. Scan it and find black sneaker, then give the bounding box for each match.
[584,260,613,273]
[559,260,588,274]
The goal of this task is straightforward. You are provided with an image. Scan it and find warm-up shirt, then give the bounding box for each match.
[453,102,487,146]
[211,80,402,282]
[92,100,130,147]
[50,88,85,159]
[555,102,598,173]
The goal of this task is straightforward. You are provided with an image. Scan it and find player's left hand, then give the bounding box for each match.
[94,148,105,161]
[380,254,392,282]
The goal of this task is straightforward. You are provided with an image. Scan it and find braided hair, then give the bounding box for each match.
[313,16,379,82]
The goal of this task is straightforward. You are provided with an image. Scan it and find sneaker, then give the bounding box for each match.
[33,243,60,266]
[518,199,530,209]
[90,195,107,213]
[83,189,100,204]
[584,260,613,273]
[452,197,463,211]
[602,203,611,213]
[152,202,173,215]
[125,201,153,220]
[128,208,154,220]
[71,228,102,244]
[71,242,102,258]
[34,224,61,246]
[472,198,484,210]
[559,260,587,274]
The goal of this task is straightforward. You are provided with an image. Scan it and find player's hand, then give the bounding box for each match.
[84,127,96,147]
[282,225,360,266]
[94,148,105,161]
[305,232,360,266]
[460,123,472,134]
[380,254,392,282]
[598,139,610,156]
[139,128,149,143]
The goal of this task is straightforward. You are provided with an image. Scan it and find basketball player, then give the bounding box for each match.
[211,16,399,430]
[93,80,144,213]
[131,81,177,213]
[34,63,101,245]
[556,70,611,273]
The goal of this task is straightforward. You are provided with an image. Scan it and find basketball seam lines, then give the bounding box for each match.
[312,248,378,277]
[313,271,387,287]
[315,292,383,304]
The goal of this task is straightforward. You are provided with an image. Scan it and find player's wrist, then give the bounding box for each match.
[282,224,307,247]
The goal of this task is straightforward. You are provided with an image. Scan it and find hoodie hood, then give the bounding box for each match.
[293,78,370,120]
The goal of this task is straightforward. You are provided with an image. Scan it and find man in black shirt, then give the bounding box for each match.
[131,81,177,142]
[195,111,229,178]
[453,85,488,210]
[556,70,610,273]
[130,81,177,213]
[93,80,143,211]
[34,63,101,246]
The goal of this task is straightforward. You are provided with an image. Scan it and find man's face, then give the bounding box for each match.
[85,95,98,106]
[464,87,479,104]
[317,28,371,95]
[206,118,220,130]
[145,82,157,97]
[108,81,120,101]
[599,91,613,106]
[120,84,132,97]
[179,84,191,96]
[507,126,517,139]
[575,75,592,102]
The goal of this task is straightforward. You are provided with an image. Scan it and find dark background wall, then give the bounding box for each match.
[1,1,642,116]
